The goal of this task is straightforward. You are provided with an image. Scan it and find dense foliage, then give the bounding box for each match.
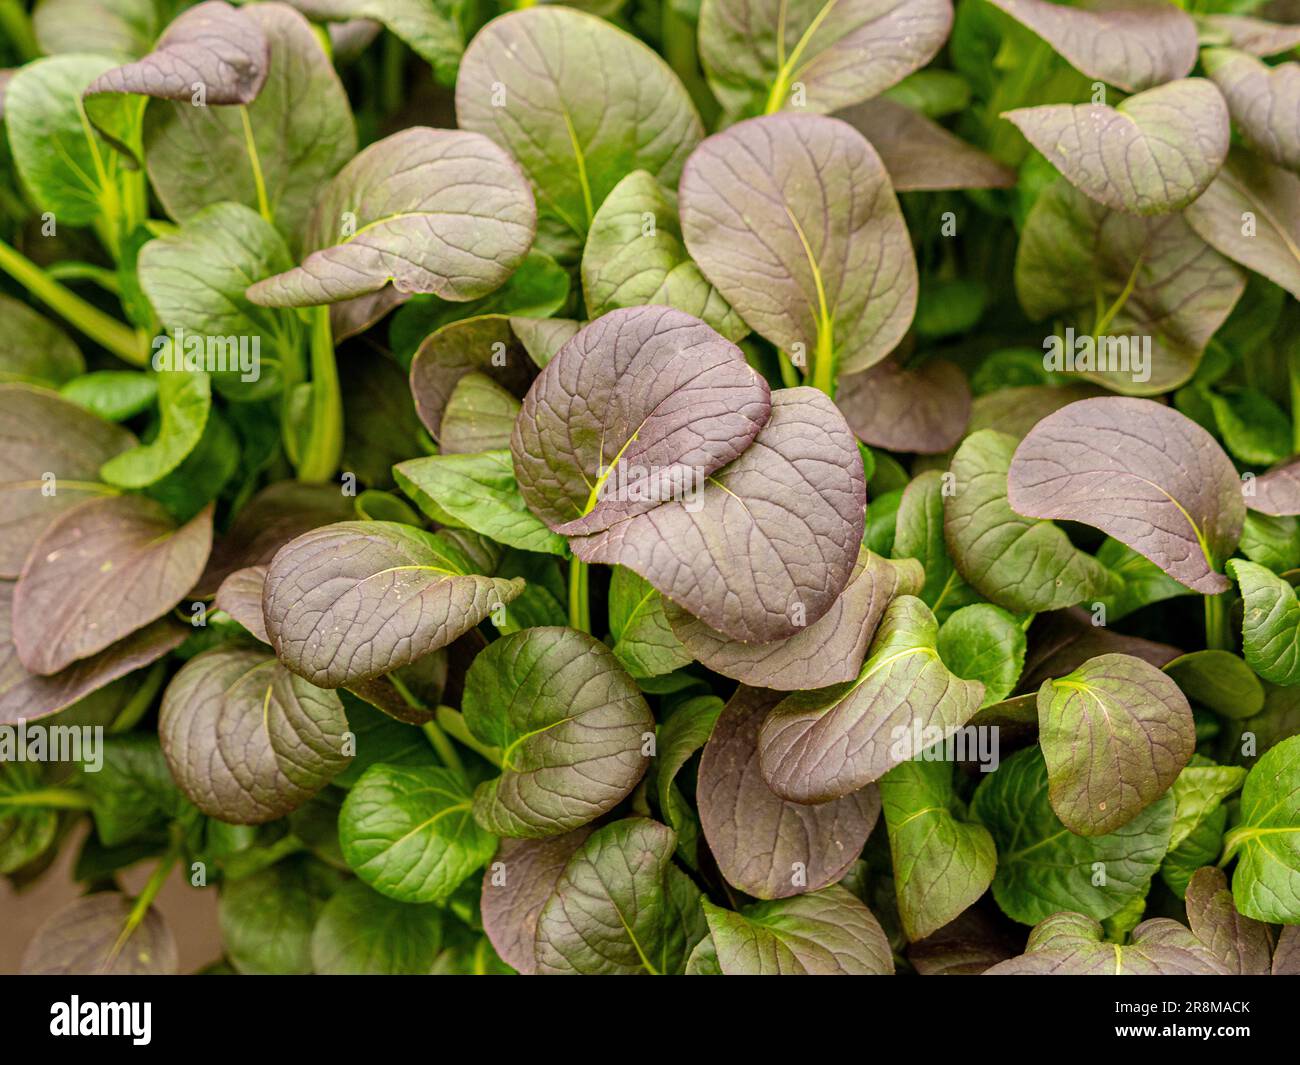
[1,0,1300,976]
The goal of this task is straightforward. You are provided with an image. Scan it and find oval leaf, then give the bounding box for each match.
[512,306,770,535]
[758,595,985,803]
[14,495,212,675]
[700,887,894,975]
[463,627,654,838]
[1036,652,1194,836]
[698,686,880,899]
[1004,79,1230,215]
[0,384,134,578]
[310,880,444,976]
[21,893,177,975]
[569,387,865,643]
[338,763,496,903]
[986,0,1198,93]
[698,0,952,117]
[262,521,523,687]
[456,7,703,247]
[160,645,351,824]
[534,818,707,975]
[480,829,594,975]
[1016,178,1244,394]
[879,758,996,942]
[1204,48,1300,174]
[680,113,917,379]
[247,128,535,308]
[1007,397,1245,594]
[837,356,971,454]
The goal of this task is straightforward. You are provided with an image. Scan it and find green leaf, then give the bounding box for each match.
[945,430,1111,613]
[439,372,522,456]
[310,880,444,975]
[393,451,566,556]
[972,746,1175,926]
[60,371,157,421]
[1168,758,1248,852]
[1095,537,1196,621]
[1163,650,1264,720]
[457,8,703,251]
[292,0,465,85]
[1240,511,1300,573]
[1224,733,1300,923]
[219,856,342,974]
[608,566,693,680]
[143,4,356,252]
[0,762,58,874]
[892,470,980,621]
[534,817,706,975]
[4,54,126,225]
[936,603,1026,706]
[698,0,952,117]
[879,758,996,942]
[333,690,437,788]
[82,733,190,848]
[701,887,894,975]
[464,626,653,838]
[1162,804,1229,898]
[1036,653,1194,835]
[758,595,985,803]
[582,169,745,340]
[138,202,299,400]
[652,694,722,868]
[100,369,210,489]
[1208,387,1291,466]
[32,0,158,60]
[339,763,496,904]
[1230,559,1300,684]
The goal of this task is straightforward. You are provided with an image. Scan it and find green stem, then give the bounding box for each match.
[107,839,181,969]
[296,305,344,483]
[776,350,801,389]
[110,660,169,734]
[436,705,503,768]
[0,0,40,62]
[568,556,590,633]
[380,31,405,116]
[421,721,465,776]
[0,788,94,810]
[810,320,835,397]
[0,239,145,364]
[1204,591,1232,652]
